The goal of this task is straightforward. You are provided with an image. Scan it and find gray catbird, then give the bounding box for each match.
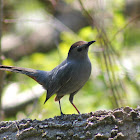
[0,40,95,115]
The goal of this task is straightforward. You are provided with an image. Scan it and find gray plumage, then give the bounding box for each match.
[0,40,95,115]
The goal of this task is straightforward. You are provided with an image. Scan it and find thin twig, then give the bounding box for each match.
[78,0,125,107]
[111,14,140,43]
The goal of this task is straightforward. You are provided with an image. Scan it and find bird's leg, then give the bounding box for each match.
[69,93,80,114]
[71,102,80,114]
[59,100,64,116]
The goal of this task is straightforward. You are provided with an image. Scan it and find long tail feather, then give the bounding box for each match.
[0,65,37,76]
[0,65,43,84]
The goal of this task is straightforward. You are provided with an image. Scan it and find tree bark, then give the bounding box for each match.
[0,106,140,140]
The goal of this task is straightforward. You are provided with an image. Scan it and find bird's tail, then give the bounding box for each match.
[0,65,43,84]
[0,65,37,75]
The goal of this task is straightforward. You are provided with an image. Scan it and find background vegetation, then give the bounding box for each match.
[0,0,140,120]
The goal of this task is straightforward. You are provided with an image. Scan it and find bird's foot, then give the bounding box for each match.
[60,112,64,116]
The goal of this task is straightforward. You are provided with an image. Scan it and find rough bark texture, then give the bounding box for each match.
[0,106,140,140]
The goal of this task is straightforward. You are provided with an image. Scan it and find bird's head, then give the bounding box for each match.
[68,41,96,60]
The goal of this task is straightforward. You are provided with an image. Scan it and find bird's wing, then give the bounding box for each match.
[45,61,73,102]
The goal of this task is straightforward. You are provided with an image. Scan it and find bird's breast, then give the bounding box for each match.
[72,59,91,83]
[57,59,91,95]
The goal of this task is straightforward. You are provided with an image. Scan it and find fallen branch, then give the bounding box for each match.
[2,84,44,117]
[0,107,140,139]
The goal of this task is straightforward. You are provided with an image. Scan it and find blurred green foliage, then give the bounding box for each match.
[2,0,140,120]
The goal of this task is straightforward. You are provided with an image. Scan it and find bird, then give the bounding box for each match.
[0,40,95,115]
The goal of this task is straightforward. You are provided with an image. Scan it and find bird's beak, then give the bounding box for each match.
[78,41,96,49]
[88,41,96,46]
[83,41,95,48]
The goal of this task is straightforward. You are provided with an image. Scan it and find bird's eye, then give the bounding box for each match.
[77,48,82,52]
